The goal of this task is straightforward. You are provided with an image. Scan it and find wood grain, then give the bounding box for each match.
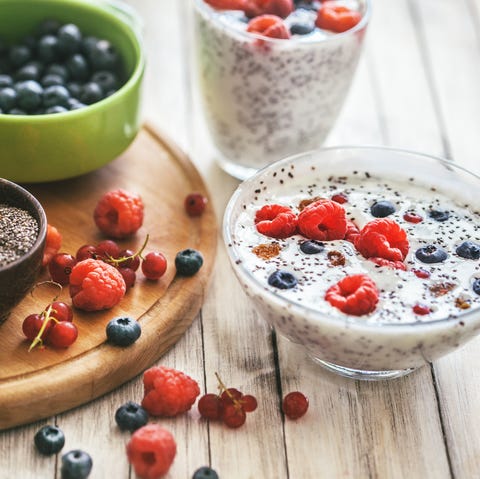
[0,124,217,430]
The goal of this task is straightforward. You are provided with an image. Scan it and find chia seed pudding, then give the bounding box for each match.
[193,0,370,179]
[223,148,480,377]
[0,204,39,267]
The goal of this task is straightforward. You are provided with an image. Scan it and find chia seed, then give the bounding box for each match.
[0,204,39,267]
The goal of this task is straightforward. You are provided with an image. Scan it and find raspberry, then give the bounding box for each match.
[369,257,407,271]
[325,274,379,316]
[297,199,347,241]
[255,204,297,239]
[94,189,144,239]
[246,15,291,39]
[344,219,359,243]
[42,224,62,266]
[331,192,348,204]
[245,0,294,18]
[204,0,249,9]
[69,258,126,311]
[354,218,409,262]
[126,425,176,479]
[141,366,200,417]
[316,2,362,33]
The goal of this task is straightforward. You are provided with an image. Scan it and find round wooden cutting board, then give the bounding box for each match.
[0,124,217,430]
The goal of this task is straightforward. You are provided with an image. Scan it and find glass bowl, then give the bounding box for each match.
[223,147,480,380]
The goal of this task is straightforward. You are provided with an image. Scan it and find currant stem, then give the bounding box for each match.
[214,372,241,408]
[107,234,150,265]
[28,303,54,352]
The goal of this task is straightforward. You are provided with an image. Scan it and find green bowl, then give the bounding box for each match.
[0,0,145,183]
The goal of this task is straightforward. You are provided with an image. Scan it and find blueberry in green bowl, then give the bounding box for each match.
[0,0,145,182]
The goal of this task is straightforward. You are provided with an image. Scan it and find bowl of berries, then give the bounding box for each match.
[224,147,480,380]
[0,0,145,182]
[0,178,47,323]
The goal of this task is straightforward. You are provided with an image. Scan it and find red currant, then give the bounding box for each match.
[198,394,222,420]
[221,404,246,428]
[412,268,431,279]
[403,212,423,223]
[220,388,243,406]
[76,244,99,262]
[22,314,52,341]
[331,192,348,204]
[141,252,167,280]
[119,267,136,289]
[50,301,73,322]
[46,321,78,348]
[118,249,140,271]
[185,193,208,217]
[282,391,309,419]
[96,240,120,259]
[241,395,258,412]
[413,304,431,315]
[48,253,77,285]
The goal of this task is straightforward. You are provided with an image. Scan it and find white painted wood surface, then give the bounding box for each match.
[1,0,480,477]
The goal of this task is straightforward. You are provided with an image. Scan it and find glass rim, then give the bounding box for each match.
[193,0,372,45]
[223,145,480,331]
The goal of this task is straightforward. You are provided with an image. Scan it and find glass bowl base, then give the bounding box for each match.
[312,357,416,381]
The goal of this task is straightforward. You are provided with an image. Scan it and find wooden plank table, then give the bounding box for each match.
[1,0,480,477]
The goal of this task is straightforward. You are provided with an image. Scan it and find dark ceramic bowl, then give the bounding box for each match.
[0,179,47,323]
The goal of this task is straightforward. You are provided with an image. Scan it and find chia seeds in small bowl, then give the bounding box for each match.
[0,178,47,323]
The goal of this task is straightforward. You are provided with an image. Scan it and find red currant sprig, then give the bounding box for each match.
[197,373,258,428]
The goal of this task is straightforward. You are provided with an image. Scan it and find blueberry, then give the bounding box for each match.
[428,209,450,222]
[46,63,70,81]
[66,54,89,81]
[114,401,148,432]
[34,425,65,455]
[268,270,298,289]
[45,105,68,114]
[473,279,480,296]
[41,74,65,87]
[43,85,70,108]
[69,101,86,110]
[370,200,396,218]
[299,240,325,254]
[415,244,448,264]
[22,35,37,51]
[38,35,59,63]
[290,23,315,35]
[67,81,82,98]
[0,74,13,88]
[15,80,43,111]
[79,82,103,105]
[61,450,92,479]
[106,316,141,346]
[89,40,119,71]
[175,248,204,276]
[36,18,61,37]
[91,70,118,93]
[193,466,220,479]
[9,45,32,68]
[16,64,41,81]
[81,36,99,56]
[0,87,17,111]
[57,24,82,56]
[456,241,480,260]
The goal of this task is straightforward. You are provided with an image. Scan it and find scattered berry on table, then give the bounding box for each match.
[34,425,65,455]
[42,224,62,266]
[175,249,204,276]
[126,425,176,479]
[50,301,73,322]
[95,239,121,260]
[47,321,78,348]
[75,244,99,262]
[94,189,144,239]
[299,240,325,255]
[142,366,200,417]
[106,316,141,346]
[61,450,92,479]
[193,466,220,479]
[221,403,246,428]
[456,241,480,260]
[297,199,347,241]
[415,244,448,264]
[247,14,291,40]
[115,401,148,432]
[255,204,297,239]
[240,394,258,412]
[268,270,298,289]
[119,267,136,289]
[198,393,222,420]
[22,313,53,341]
[48,252,77,285]
[282,391,309,419]
[69,258,126,311]
[142,252,167,280]
[403,211,423,224]
[355,218,409,262]
[325,274,379,316]
[370,200,396,218]
[428,209,450,222]
[185,192,208,217]
[316,2,361,33]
